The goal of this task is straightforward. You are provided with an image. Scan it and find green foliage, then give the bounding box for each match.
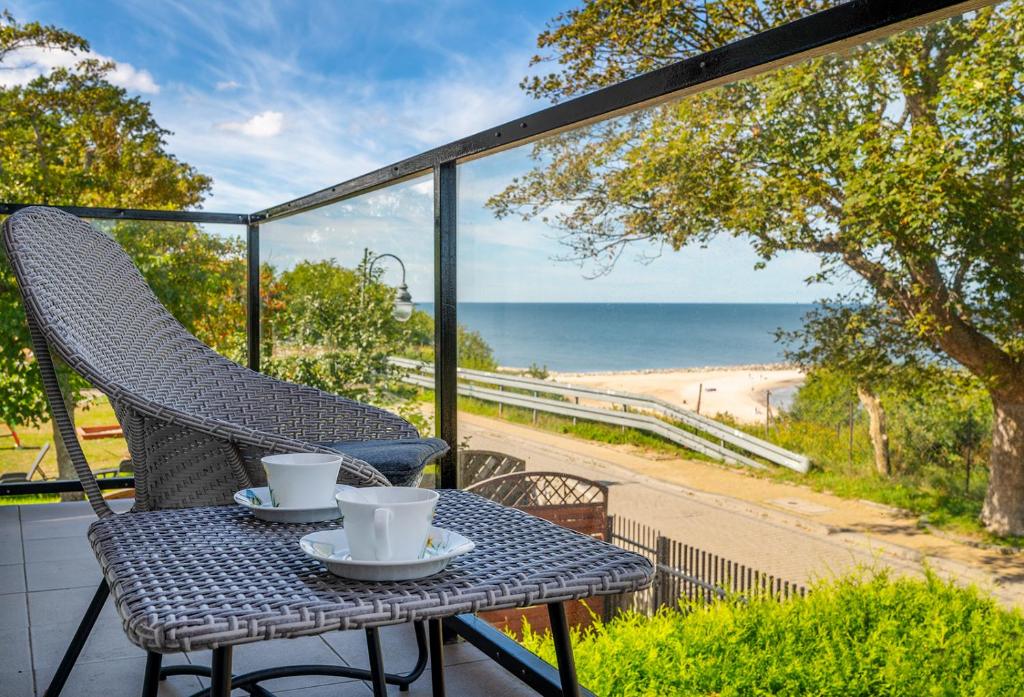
[500,0,1024,532]
[0,12,211,431]
[525,362,550,379]
[520,572,1024,696]
[110,221,247,358]
[263,258,420,424]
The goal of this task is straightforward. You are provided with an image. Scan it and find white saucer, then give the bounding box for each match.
[299,526,474,581]
[234,486,344,523]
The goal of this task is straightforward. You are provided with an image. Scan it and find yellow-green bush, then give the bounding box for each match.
[520,572,1024,696]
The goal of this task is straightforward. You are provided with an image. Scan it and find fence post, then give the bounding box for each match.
[603,515,616,622]
[653,535,670,612]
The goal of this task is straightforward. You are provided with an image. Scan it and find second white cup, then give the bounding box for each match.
[262,453,342,508]
[336,487,439,561]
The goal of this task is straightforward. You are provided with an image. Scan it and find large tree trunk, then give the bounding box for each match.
[857,386,890,477]
[981,396,1024,537]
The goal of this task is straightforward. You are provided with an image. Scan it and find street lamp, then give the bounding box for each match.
[366,252,414,322]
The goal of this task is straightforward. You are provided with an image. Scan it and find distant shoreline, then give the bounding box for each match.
[521,363,806,424]
[546,362,798,377]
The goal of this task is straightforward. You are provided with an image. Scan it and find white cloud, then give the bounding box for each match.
[215,80,240,91]
[217,110,284,138]
[0,45,159,93]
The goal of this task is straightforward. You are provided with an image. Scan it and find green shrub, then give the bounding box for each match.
[520,572,1024,696]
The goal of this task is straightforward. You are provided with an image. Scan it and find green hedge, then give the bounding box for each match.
[520,572,1024,696]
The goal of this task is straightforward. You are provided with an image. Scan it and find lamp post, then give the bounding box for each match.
[365,251,414,322]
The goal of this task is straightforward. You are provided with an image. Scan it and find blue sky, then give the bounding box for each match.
[5,0,838,303]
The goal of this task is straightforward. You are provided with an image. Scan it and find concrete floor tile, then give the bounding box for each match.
[0,626,31,674]
[34,655,201,697]
[30,617,141,671]
[0,668,33,697]
[0,591,28,629]
[0,564,26,595]
[28,586,118,627]
[25,556,101,591]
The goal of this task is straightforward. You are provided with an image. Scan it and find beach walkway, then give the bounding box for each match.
[458,412,1024,608]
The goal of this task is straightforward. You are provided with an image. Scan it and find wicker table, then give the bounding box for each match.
[85,490,653,697]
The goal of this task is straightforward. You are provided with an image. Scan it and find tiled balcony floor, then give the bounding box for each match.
[0,501,541,697]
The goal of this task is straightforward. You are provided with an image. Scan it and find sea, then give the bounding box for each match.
[418,303,812,372]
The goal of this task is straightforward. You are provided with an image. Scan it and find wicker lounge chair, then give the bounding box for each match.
[3,206,653,697]
[1,206,446,692]
[2,206,446,516]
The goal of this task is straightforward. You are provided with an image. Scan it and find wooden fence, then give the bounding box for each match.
[604,514,807,618]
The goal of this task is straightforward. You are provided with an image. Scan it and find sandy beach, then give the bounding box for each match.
[550,365,805,424]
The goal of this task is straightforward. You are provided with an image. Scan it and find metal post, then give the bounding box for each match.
[142,653,162,697]
[547,603,582,697]
[434,161,458,489]
[246,222,261,372]
[366,627,388,697]
[210,646,233,697]
[429,619,446,697]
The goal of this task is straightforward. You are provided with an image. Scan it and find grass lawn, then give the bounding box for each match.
[0,395,129,482]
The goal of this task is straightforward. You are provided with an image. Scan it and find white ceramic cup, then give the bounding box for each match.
[262,453,342,508]
[335,487,440,561]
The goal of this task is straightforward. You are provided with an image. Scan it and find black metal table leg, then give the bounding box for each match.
[366,627,388,697]
[210,646,233,697]
[548,603,582,697]
[43,578,110,697]
[429,619,446,697]
[142,652,163,697]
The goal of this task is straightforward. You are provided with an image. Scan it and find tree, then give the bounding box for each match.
[0,12,211,483]
[491,1,1024,535]
[780,299,937,477]
[264,257,427,429]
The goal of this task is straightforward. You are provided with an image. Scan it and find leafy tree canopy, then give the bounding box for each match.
[493,0,1024,534]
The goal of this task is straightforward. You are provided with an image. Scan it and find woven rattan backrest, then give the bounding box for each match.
[3,207,244,408]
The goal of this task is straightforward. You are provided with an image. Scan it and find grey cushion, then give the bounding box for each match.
[319,437,448,487]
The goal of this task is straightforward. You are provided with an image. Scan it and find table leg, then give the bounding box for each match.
[547,603,582,697]
[142,652,163,697]
[429,619,446,697]
[210,646,233,697]
[366,627,388,697]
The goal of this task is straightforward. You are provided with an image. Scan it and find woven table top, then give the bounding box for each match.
[88,489,653,652]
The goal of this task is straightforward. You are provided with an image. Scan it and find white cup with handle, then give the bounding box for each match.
[335,487,439,561]
[262,453,342,508]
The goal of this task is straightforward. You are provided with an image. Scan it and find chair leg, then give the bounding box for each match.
[548,603,582,697]
[365,628,387,697]
[142,652,162,697]
[43,578,110,697]
[429,619,446,697]
[210,647,233,697]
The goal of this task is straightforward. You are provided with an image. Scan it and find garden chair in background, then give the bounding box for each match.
[458,448,525,487]
[0,442,50,483]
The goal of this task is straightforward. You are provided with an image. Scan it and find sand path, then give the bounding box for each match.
[458,411,1024,607]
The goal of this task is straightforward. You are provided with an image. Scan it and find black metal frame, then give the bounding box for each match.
[0,1,985,695]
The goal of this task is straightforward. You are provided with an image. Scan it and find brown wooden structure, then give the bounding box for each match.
[466,470,609,637]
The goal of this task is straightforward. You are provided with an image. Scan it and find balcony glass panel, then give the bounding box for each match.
[259,175,437,484]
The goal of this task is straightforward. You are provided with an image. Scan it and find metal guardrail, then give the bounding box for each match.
[393,358,809,473]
